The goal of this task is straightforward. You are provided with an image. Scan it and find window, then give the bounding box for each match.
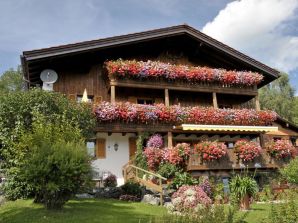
[290,137,297,146]
[273,137,282,141]
[219,104,233,109]
[86,141,96,157]
[137,98,154,105]
[77,95,94,103]
[226,142,234,149]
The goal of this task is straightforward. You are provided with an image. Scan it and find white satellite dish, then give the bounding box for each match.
[40,69,58,91]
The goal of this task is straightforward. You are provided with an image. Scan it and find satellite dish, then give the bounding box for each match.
[40,69,58,91]
[40,69,58,83]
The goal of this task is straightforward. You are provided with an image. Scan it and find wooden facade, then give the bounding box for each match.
[22,24,298,178]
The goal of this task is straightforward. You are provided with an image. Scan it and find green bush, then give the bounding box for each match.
[103,174,117,187]
[8,115,92,209]
[120,181,143,197]
[157,162,179,179]
[281,157,298,185]
[170,172,198,189]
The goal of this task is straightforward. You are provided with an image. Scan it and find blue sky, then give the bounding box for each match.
[0,0,297,91]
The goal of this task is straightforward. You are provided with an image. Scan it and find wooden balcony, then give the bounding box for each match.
[187,149,291,171]
[110,79,258,96]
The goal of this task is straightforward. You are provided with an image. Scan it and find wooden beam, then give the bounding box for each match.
[255,94,260,111]
[168,132,173,147]
[111,85,115,103]
[212,92,218,109]
[165,88,170,106]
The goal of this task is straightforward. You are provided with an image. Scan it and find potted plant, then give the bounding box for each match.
[234,140,261,163]
[266,139,295,160]
[195,141,227,162]
[229,175,258,210]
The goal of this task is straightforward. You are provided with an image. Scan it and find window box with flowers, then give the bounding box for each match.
[266,139,295,160]
[234,140,261,162]
[194,141,227,163]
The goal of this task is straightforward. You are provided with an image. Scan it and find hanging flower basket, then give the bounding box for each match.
[195,141,227,161]
[105,59,264,87]
[234,140,261,162]
[266,139,295,159]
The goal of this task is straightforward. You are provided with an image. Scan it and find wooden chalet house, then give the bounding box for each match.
[21,24,297,185]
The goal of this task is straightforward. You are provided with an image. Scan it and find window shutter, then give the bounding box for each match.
[129,137,137,159]
[128,96,137,104]
[68,94,76,101]
[96,138,106,159]
[94,95,102,104]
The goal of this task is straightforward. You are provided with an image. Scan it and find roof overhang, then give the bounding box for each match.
[176,124,278,133]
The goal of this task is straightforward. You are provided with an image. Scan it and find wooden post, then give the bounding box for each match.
[159,178,163,206]
[212,92,218,109]
[111,85,115,103]
[168,132,173,148]
[165,88,170,106]
[259,134,265,148]
[255,94,260,111]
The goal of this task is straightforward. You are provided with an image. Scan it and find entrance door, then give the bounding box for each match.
[129,137,137,159]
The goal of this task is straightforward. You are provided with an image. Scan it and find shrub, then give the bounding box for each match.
[234,140,261,162]
[119,194,140,202]
[171,185,212,212]
[229,175,258,205]
[146,134,163,148]
[170,172,198,190]
[18,115,91,209]
[266,139,295,159]
[195,141,227,161]
[120,181,143,197]
[135,133,148,170]
[103,174,117,187]
[281,157,298,185]
[157,163,179,179]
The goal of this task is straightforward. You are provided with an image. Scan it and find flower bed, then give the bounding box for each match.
[93,102,277,126]
[195,141,227,161]
[105,59,264,86]
[266,139,295,159]
[234,140,261,162]
[171,185,212,212]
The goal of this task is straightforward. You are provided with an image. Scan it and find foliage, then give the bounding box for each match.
[146,134,163,148]
[281,157,298,185]
[103,174,117,187]
[257,185,273,202]
[229,175,258,205]
[234,140,261,162]
[119,194,140,202]
[266,192,298,223]
[213,182,225,201]
[170,172,198,190]
[157,163,179,179]
[163,143,191,167]
[120,181,143,197]
[106,59,263,86]
[199,179,212,198]
[0,66,23,94]
[0,89,95,170]
[195,141,227,161]
[171,185,211,212]
[135,133,148,170]
[266,139,295,159]
[143,147,164,171]
[17,116,92,209]
[94,102,277,126]
[259,73,297,123]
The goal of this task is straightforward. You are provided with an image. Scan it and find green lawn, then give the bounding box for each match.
[0,199,273,223]
[0,199,167,223]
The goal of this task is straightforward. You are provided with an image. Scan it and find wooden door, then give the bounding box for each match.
[129,138,137,159]
[96,138,106,159]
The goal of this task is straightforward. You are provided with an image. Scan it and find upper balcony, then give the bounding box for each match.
[105,59,262,96]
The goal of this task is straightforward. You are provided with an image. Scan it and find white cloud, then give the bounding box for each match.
[202,0,298,74]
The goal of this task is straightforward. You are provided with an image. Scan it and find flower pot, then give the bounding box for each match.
[240,194,250,210]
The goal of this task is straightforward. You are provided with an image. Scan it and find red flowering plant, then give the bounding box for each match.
[105,59,264,87]
[234,140,261,162]
[164,143,191,167]
[266,139,295,159]
[195,141,227,161]
[93,102,277,126]
[143,147,164,171]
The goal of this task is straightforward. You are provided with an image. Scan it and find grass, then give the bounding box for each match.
[0,199,167,223]
[0,198,280,223]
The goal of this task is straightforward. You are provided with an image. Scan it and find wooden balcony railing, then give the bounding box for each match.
[187,149,291,171]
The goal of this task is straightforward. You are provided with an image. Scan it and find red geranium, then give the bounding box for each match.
[195,141,227,161]
[234,140,261,162]
[266,139,295,159]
